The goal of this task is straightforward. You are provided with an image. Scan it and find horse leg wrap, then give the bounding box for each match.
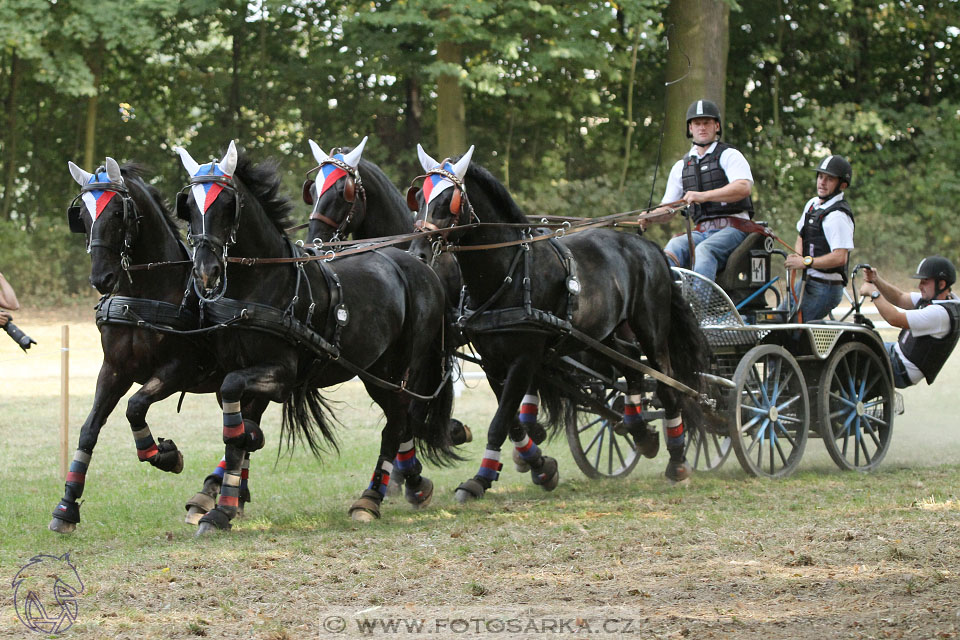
[625,394,659,459]
[151,438,184,473]
[63,449,91,502]
[222,403,246,448]
[530,455,560,491]
[133,426,160,463]
[476,449,503,485]
[665,416,685,462]
[216,472,242,519]
[518,394,547,444]
[197,506,232,531]
[511,434,542,473]
[366,459,395,500]
[242,420,265,453]
[238,455,251,517]
[348,489,384,520]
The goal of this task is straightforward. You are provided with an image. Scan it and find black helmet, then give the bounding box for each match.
[814,155,852,187]
[685,99,722,138]
[912,256,956,288]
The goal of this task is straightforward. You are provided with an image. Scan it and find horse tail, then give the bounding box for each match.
[408,343,461,467]
[280,376,340,458]
[667,280,711,424]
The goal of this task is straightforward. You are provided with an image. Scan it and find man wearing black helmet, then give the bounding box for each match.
[859,256,960,388]
[647,98,755,281]
[783,155,855,321]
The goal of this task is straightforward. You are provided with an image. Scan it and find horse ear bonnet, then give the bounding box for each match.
[67,206,86,233]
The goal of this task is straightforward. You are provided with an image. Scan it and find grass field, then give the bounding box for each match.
[1,307,960,639]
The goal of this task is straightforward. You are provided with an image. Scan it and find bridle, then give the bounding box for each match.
[301,153,366,242]
[67,176,141,284]
[406,162,473,233]
[176,172,243,302]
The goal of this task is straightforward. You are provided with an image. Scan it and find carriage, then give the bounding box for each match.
[563,231,902,480]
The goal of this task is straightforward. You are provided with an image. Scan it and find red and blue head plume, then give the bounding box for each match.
[174,141,238,215]
[67,157,125,227]
[416,144,475,205]
[306,136,368,212]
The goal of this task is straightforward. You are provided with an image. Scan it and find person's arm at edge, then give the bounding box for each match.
[0,272,20,311]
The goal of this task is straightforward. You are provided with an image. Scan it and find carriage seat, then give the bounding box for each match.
[715,231,772,311]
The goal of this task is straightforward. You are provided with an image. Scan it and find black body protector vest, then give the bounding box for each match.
[680,141,754,224]
[800,198,854,285]
[898,298,960,384]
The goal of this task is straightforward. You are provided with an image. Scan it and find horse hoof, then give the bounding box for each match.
[184,506,206,526]
[195,521,220,537]
[512,448,531,473]
[454,478,486,503]
[170,451,184,474]
[405,477,434,509]
[449,419,473,445]
[48,518,76,534]
[532,456,559,491]
[351,509,378,523]
[634,427,660,459]
[665,460,692,485]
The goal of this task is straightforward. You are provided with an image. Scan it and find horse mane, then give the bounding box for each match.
[119,163,180,236]
[464,161,529,224]
[233,152,295,233]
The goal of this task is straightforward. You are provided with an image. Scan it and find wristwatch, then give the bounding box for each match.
[802,256,814,267]
[871,290,881,300]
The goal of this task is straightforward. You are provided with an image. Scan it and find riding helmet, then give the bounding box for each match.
[912,256,956,288]
[814,155,853,187]
[685,99,722,138]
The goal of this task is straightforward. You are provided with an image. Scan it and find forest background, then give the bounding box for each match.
[1,0,957,303]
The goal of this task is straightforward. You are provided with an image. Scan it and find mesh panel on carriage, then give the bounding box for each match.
[672,267,761,347]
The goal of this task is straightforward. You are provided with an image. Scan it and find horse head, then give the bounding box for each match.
[407,144,474,260]
[175,141,241,299]
[303,136,368,243]
[67,157,141,294]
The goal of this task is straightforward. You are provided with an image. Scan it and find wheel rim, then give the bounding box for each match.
[730,345,809,478]
[820,342,892,471]
[685,422,731,471]
[566,389,640,479]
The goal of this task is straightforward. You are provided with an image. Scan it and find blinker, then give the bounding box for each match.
[450,188,462,215]
[406,186,420,212]
[302,179,315,205]
[67,206,86,233]
[175,192,190,221]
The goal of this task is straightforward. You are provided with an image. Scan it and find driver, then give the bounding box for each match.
[647,98,755,281]
[783,155,855,321]
[859,256,960,388]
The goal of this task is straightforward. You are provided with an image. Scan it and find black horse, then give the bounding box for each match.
[175,141,455,533]
[51,158,266,533]
[409,145,709,500]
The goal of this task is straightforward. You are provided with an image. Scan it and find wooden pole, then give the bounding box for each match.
[60,325,69,479]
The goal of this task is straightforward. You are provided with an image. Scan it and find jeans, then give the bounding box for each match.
[884,342,912,389]
[781,277,844,322]
[663,227,748,281]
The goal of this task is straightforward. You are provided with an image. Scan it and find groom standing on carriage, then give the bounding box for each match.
[646,99,755,281]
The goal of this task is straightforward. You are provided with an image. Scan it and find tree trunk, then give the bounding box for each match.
[436,41,466,159]
[1,52,20,220]
[661,0,730,180]
[83,43,104,171]
[230,4,244,142]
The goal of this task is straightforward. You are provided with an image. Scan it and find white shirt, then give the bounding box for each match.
[795,193,855,282]
[660,142,754,227]
[894,292,959,384]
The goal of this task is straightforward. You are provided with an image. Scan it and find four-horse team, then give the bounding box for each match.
[46,97,959,535]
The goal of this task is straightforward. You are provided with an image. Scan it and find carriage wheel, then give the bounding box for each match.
[817,341,894,471]
[730,345,809,478]
[565,390,641,479]
[685,421,732,472]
